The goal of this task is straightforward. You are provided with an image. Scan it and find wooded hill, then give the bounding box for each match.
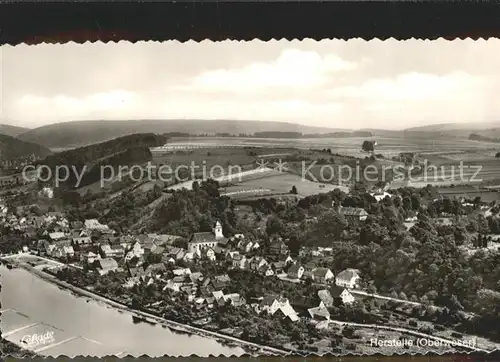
[37,133,167,189]
[0,133,52,161]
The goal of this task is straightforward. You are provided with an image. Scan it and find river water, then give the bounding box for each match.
[0,266,245,357]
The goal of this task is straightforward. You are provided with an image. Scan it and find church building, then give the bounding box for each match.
[188,221,227,253]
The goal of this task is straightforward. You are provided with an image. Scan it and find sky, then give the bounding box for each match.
[1,39,500,130]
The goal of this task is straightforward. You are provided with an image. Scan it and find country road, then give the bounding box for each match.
[350,290,421,306]
[2,253,65,267]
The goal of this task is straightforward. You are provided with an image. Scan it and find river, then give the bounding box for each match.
[0,266,245,357]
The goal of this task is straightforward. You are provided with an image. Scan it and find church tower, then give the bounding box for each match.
[213,221,224,239]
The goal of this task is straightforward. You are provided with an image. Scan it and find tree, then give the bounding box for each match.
[342,326,355,338]
[266,216,284,236]
[362,140,375,153]
[290,185,298,194]
[288,235,301,256]
[317,209,348,241]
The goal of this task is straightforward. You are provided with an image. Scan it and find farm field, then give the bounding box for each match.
[149,137,500,192]
[155,137,500,187]
[436,189,500,203]
[389,161,500,189]
[166,164,348,199]
[223,172,349,198]
[152,147,298,169]
[159,136,500,158]
[166,168,282,191]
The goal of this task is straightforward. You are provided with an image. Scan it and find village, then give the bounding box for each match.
[2,177,500,354]
[1,205,364,326]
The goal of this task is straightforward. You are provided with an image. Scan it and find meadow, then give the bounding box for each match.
[223,172,349,199]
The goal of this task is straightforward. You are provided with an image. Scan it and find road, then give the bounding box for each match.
[220,188,273,197]
[277,276,423,306]
[2,253,66,267]
[350,290,421,306]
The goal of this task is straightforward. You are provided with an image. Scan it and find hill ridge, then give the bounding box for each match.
[17,119,352,149]
[0,133,52,161]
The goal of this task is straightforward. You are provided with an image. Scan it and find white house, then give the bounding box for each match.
[81,251,100,264]
[259,264,274,277]
[183,251,197,262]
[370,190,392,202]
[287,265,305,280]
[85,218,111,232]
[173,267,191,276]
[335,268,361,289]
[125,241,144,261]
[52,245,74,258]
[204,248,216,261]
[164,277,185,293]
[238,240,254,254]
[249,256,268,271]
[49,231,66,241]
[97,258,119,275]
[39,187,54,199]
[260,296,299,322]
[331,286,355,305]
[231,253,247,269]
[311,268,334,284]
[123,277,141,289]
[308,304,330,321]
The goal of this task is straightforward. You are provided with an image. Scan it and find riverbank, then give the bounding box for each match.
[13,262,289,356]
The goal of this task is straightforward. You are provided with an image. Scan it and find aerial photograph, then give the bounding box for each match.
[1,39,500,357]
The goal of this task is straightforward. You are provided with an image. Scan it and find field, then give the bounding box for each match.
[153,136,500,189]
[155,146,354,197]
[436,187,500,203]
[158,136,500,158]
[223,172,349,199]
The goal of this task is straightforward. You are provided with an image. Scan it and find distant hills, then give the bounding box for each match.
[9,119,500,149]
[469,133,500,143]
[0,133,52,161]
[0,124,30,138]
[404,122,500,139]
[17,120,349,149]
[405,122,500,132]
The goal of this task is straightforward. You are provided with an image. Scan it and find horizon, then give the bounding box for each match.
[2,39,500,130]
[1,119,498,133]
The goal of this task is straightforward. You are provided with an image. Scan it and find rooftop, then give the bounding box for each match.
[339,207,369,217]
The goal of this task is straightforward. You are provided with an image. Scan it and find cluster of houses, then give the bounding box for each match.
[112,222,362,325]
[3,203,365,326]
[1,209,70,235]
[0,169,37,188]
